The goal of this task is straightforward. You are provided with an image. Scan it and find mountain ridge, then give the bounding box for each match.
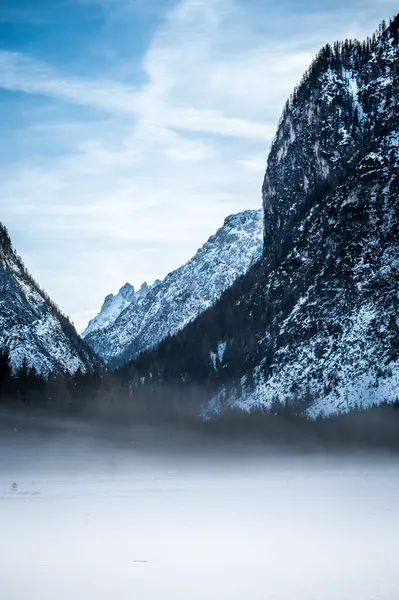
[83,280,161,337]
[0,222,98,375]
[82,209,263,366]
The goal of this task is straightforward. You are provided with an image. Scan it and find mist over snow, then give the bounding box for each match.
[1,412,399,600]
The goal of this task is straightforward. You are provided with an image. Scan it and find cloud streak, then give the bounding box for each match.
[0,49,272,141]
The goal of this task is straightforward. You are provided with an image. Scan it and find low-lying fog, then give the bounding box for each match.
[1,411,398,600]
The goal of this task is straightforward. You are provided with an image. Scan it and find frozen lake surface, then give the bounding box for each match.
[1,415,399,599]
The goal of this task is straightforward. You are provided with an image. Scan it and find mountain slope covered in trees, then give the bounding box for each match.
[0,223,98,376]
[83,209,263,366]
[120,15,399,418]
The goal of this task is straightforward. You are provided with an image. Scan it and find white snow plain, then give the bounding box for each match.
[1,414,399,600]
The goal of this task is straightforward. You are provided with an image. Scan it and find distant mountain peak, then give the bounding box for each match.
[136,282,149,298]
[82,209,263,365]
[119,282,135,297]
[82,278,162,338]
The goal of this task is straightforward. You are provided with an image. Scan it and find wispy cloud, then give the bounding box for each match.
[0,49,272,140]
[0,51,141,112]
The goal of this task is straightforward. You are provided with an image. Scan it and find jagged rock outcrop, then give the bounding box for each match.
[83,280,161,338]
[82,209,263,366]
[0,223,98,375]
[123,16,399,418]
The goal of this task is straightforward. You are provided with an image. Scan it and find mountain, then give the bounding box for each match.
[122,16,399,419]
[0,223,98,375]
[83,280,161,337]
[82,209,263,365]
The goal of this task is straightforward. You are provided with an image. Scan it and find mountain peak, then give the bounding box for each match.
[137,282,149,296]
[82,279,163,338]
[223,208,261,224]
[82,209,263,365]
[118,282,135,297]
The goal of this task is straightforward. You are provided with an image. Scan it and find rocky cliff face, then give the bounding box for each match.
[263,22,397,254]
[0,223,98,375]
[82,209,263,366]
[124,16,399,418]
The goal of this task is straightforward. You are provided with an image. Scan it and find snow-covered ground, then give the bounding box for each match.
[1,416,398,600]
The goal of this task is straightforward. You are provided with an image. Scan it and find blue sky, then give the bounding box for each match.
[1,0,397,331]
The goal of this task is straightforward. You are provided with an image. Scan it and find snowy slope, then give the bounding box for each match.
[0,223,97,375]
[125,16,399,418]
[82,209,263,365]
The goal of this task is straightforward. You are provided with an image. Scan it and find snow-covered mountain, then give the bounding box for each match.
[82,209,263,365]
[125,15,399,418]
[0,223,98,375]
[83,280,161,337]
